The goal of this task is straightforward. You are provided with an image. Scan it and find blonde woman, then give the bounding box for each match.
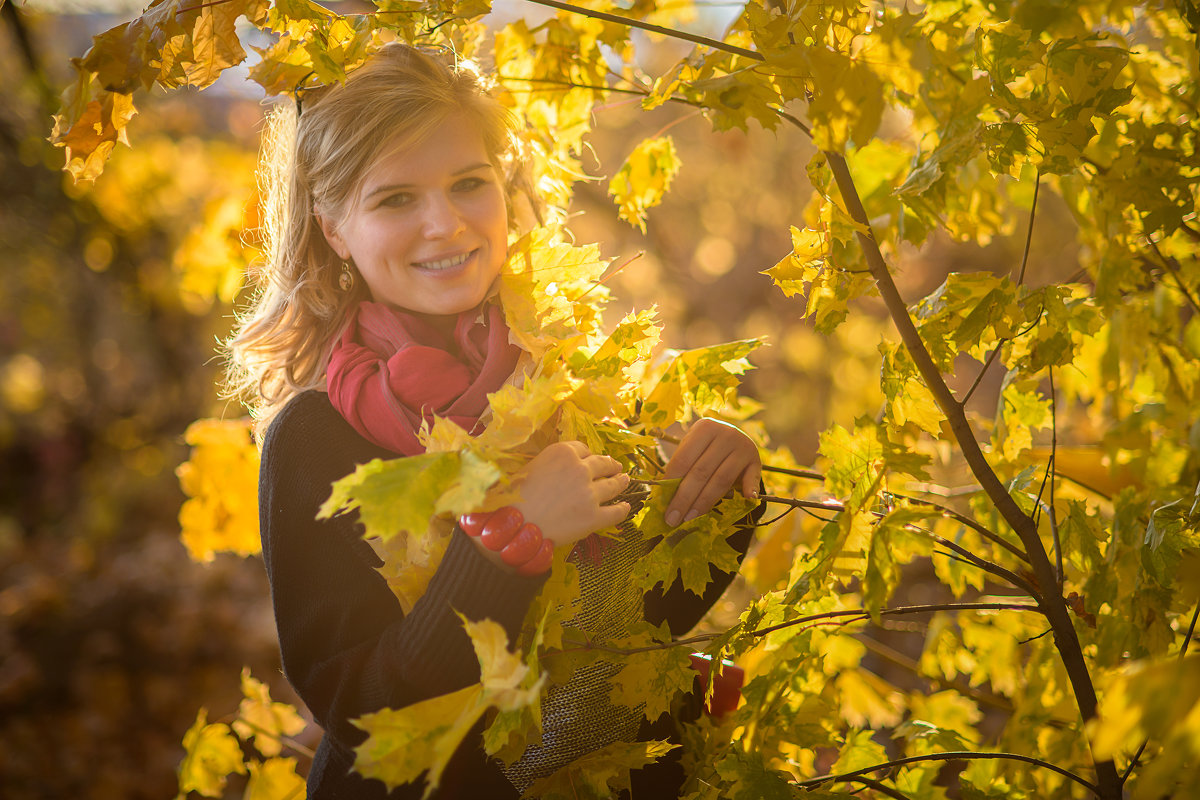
[230,44,761,799]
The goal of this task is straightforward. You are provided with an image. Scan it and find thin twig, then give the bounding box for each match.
[846,776,912,799]
[758,494,1036,593]
[1016,171,1042,286]
[762,464,825,481]
[523,0,762,60]
[555,602,1041,657]
[960,343,1007,407]
[885,491,1029,562]
[794,751,1101,797]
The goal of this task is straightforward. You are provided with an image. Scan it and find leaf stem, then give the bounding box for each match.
[794,751,1101,797]
[522,0,762,61]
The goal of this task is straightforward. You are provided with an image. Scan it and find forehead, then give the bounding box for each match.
[359,115,493,193]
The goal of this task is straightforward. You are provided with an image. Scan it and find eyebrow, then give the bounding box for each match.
[363,163,494,201]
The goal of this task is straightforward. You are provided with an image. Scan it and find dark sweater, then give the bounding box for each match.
[259,390,755,799]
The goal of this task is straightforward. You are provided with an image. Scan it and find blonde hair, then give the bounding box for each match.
[226,44,535,434]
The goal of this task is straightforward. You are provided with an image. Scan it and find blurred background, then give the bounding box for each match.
[0,1,1075,796]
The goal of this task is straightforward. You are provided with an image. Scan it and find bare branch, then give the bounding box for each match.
[523,0,762,61]
[794,751,1101,797]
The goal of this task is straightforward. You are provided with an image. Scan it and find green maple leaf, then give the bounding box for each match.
[608,621,697,721]
[318,451,463,543]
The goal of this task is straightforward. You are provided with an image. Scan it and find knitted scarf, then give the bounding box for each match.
[326,300,521,456]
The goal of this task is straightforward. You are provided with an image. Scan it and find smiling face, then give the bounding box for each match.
[319,114,509,321]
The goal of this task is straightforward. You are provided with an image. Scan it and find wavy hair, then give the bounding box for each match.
[226,44,537,435]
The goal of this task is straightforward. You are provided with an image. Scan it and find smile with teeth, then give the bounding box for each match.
[414,250,475,271]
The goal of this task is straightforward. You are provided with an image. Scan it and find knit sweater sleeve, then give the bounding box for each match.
[258,392,545,747]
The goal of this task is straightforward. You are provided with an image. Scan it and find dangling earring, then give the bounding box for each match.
[339,261,355,292]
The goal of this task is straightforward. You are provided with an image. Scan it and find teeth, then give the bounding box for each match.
[417,251,472,270]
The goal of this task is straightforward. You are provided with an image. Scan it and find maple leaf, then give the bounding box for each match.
[318,451,465,543]
[232,668,307,758]
[629,480,755,596]
[353,684,487,797]
[176,418,261,563]
[177,708,247,798]
[609,135,682,232]
[243,757,306,800]
[607,621,696,721]
[522,740,679,800]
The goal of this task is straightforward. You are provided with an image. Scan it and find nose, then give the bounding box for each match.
[421,192,466,239]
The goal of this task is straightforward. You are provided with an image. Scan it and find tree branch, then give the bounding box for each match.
[816,145,1119,796]
[747,601,1041,640]
[759,494,1036,593]
[523,0,762,61]
[794,751,1101,797]
[555,602,1041,656]
[846,776,912,799]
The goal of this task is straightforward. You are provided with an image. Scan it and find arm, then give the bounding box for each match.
[258,399,546,747]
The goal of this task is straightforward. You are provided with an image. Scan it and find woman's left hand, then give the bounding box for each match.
[662,417,761,528]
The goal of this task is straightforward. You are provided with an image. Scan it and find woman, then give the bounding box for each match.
[229,44,761,799]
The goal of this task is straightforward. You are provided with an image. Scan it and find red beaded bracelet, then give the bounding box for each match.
[457,506,553,575]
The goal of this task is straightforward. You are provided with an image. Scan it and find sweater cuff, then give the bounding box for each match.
[388,529,547,697]
[429,528,548,631]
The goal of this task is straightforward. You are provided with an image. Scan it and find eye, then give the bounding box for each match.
[454,176,489,192]
[379,191,414,208]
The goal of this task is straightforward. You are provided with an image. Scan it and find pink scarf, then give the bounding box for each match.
[327,300,521,456]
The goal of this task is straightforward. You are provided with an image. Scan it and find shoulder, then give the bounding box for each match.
[260,390,393,493]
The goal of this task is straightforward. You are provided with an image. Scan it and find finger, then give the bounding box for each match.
[596,501,632,530]
[742,457,762,500]
[682,451,750,520]
[663,422,720,480]
[559,439,591,457]
[594,471,631,503]
[584,453,624,479]
[664,443,722,526]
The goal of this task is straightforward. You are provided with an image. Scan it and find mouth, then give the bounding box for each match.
[413,249,476,271]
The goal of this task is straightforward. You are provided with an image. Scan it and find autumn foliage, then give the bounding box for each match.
[41,1,1200,799]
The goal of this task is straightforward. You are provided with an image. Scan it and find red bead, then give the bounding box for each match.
[458,511,493,538]
[500,523,543,567]
[516,539,554,576]
[480,506,524,550]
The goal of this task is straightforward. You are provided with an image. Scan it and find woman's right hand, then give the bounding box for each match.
[510,440,631,548]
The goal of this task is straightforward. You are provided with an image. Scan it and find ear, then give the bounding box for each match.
[315,208,350,261]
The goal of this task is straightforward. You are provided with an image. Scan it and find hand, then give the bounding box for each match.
[663,418,761,528]
[510,441,631,547]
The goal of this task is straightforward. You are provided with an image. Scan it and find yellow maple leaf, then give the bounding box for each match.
[354,684,486,797]
[177,708,247,798]
[176,418,261,563]
[243,757,307,800]
[608,135,682,232]
[232,668,307,758]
